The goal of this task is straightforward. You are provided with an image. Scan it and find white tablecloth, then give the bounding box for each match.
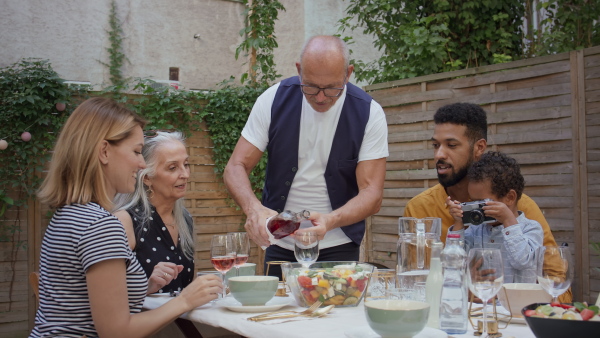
[144,296,536,338]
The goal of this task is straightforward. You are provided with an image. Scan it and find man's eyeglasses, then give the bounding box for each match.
[300,84,345,97]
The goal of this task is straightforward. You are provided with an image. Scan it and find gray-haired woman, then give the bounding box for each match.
[114,130,195,295]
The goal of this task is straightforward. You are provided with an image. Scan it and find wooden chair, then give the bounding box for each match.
[29,271,40,299]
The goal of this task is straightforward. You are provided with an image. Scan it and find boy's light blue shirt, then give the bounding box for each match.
[448,211,544,283]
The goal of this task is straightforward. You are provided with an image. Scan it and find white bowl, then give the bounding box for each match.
[497,283,552,317]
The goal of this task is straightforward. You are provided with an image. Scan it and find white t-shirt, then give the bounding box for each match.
[242,81,389,250]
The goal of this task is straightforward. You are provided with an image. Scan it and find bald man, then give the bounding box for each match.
[223,35,389,278]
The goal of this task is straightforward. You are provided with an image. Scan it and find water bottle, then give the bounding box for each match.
[439,233,468,334]
[425,241,443,328]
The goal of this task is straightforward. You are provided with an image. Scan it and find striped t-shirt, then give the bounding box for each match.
[30,203,148,337]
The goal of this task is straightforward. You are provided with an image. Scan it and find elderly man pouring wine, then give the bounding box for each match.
[223,35,389,278]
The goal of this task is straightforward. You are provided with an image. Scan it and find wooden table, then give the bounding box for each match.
[144,296,537,338]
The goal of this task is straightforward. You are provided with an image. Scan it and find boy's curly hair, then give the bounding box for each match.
[468,151,525,200]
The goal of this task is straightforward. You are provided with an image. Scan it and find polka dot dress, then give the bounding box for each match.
[127,205,194,293]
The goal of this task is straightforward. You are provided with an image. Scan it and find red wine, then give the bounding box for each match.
[211,256,235,272]
[235,254,249,266]
[267,219,300,239]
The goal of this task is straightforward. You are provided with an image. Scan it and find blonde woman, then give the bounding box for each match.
[31,97,221,338]
[114,131,195,295]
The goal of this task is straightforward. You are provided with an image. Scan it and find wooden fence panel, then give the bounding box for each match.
[365,46,600,303]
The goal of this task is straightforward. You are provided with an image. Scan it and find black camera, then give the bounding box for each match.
[460,199,496,225]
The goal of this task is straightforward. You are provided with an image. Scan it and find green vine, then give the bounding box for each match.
[338,0,526,84]
[0,59,87,311]
[0,59,85,237]
[235,0,285,86]
[199,79,270,199]
[529,0,600,56]
[100,0,127,88]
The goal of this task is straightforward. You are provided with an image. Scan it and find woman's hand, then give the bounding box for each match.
[147,262,184,295]
[178,273,223,308]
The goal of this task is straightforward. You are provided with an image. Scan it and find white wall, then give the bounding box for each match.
[0,0,379,90]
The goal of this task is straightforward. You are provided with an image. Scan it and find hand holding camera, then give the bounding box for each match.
[469,199,518,228]
[460,199,496,226]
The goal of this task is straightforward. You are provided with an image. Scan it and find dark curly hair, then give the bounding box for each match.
[433,103,488,143]
[468,151,525,200]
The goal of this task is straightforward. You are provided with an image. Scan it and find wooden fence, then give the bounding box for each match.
[362,46,600,304]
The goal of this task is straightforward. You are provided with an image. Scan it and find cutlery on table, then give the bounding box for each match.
[247,301,322,321]
[248,305,334,322]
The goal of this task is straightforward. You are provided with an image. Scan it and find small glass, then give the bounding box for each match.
[385,287,416,301]
[366,269,396,302]
[294,231,319,267]
[197,270,221,303]
[414,281,427,302]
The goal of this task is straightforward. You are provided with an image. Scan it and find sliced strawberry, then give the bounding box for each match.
[524,309,537,317]
[581,308,595,321]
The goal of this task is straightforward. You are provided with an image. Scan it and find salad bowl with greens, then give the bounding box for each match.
[282,262,375,308]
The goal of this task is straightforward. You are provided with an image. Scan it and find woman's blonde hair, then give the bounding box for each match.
[38,97,146,211]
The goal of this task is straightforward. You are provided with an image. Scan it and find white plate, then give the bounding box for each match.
[345,326,447,338]
[148,292,172,297]
[219,296,294,313]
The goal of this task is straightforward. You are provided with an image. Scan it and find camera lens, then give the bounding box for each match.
[470,210,484,225]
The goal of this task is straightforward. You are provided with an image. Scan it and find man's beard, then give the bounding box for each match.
[437,157,472,188]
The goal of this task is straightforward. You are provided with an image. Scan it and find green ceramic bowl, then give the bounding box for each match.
[364,299,430,338]
[228,275,279,306]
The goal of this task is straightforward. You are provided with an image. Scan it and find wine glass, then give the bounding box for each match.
[210,234,235,298]
[229,232,250,276]
[537,245,573,303]
[467,248,504,334]
[294,231,319,268]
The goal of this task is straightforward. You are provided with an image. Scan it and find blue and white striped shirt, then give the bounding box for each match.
[31,203,147,337]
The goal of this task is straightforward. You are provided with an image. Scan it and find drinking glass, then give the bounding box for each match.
[294,231,319,267]
[229,232,250,276]
[366,269,396,301]
[467,248,504,334]
[210,234,235,298]
[537,245,573,303]
[197,270,221,303]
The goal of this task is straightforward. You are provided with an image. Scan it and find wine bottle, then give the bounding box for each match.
[265,210,310,242]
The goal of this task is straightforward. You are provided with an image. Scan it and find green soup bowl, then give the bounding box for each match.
[364,299,430,338]
[228,276,279,306]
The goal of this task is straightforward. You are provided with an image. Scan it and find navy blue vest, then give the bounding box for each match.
[261,76,371,245]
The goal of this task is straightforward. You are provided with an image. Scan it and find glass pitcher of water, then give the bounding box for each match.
[396,217,442,289]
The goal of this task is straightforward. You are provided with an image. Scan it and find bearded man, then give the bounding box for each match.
[403,102,571,303]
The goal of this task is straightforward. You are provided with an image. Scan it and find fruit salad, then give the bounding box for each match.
[525,302,600,321]
[295,265,370,306]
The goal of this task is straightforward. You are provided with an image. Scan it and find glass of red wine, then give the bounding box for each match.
[210,234,235,298]
[229,232,250,276]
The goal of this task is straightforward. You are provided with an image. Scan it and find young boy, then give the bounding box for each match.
[446,151,543,283]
